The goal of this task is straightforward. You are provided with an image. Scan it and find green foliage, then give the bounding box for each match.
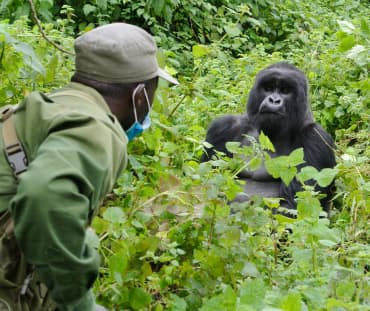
[0,18,74,105]
[1,1,369,310]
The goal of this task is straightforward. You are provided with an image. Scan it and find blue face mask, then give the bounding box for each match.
[125,84,152,141]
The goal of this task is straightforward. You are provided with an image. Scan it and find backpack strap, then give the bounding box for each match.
[1,105,28,179]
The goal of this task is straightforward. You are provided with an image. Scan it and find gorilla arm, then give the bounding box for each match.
[201,114,280,203]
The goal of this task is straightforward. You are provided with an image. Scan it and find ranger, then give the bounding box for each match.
[0,23,178,311]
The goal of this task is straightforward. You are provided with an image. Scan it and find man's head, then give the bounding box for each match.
[71,23,178,137]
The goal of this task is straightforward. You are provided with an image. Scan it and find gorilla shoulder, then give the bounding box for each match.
[201,114,252,161]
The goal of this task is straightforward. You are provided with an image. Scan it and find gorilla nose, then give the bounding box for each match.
[259,94,285,114]
[268,94,282,105]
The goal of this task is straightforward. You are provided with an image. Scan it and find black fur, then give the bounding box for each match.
[201,63,336,210]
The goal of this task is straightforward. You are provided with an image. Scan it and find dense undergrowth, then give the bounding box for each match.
[0,1,369,310]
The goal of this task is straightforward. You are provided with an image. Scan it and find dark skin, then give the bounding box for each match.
[71,73,159,131]
[201,63,336,211]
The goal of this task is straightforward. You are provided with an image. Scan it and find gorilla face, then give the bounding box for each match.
[247,63,311,136]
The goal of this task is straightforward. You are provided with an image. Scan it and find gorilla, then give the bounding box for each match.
[201,62,336,211]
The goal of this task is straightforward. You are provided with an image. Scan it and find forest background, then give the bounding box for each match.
[0,0,369,310]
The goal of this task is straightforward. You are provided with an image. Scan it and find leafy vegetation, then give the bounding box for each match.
[0,0,369,310]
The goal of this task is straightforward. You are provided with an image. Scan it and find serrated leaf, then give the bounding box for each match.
[288,148,305,167]
[315,168,337,187]
[259,131,275,151]
[297,166,318,183]
[297,193,321,219]
[280,167,296,186]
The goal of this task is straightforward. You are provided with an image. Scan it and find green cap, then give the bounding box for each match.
[74,23,179,85]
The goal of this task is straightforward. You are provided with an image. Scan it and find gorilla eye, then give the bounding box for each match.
[263,84,274,92]
[280,86,291,94]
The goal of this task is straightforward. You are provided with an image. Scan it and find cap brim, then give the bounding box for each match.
[157,68,179,85]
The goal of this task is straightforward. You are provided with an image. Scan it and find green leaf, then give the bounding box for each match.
[239,279,265,310]
[265,148,304,185]
[168,294,187,311]
[315,168,337,187]
[360,17,370,36]
[259,131,275,151]
[346,44,367,65]
[297,192,321,219]
[102,206,126,224]
[152,0,165,16]
[297,166,318,184]
[129,288,152,311]
[40,0,53,7]
[318,239,337,247]
[109,250,128,285]
[226,141,242,153]
[0,0,12,12]
[338,35,356,52]
[13,41,45,75]
[280,292,302,311]
[241,262,259,277]
[200,286,237,311]
[163,4,173,23]
[336,281,356,302]
[337,20,355,34]
[192,45,209,57]
[224,24,242,37]
[83,4,96,16]
[96,0,107,11]
[263,197,281,209]
[280,167,297,186]
[249,156,262,171]
[85,228,100,249]
[288,148,305,167]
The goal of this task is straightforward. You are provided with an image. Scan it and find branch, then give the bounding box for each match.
[28,0,75,56]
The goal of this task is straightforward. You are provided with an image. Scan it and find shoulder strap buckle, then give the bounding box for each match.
[5,142,28,176]
[1,104,28,179]
[1,105,15,121]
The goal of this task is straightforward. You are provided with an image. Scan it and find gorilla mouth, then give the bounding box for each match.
[259,105,285,116]
[259,110,285,117]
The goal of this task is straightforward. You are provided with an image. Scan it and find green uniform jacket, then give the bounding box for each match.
[0,82,128,310]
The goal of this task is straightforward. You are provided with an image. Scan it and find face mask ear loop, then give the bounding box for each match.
[143,87,151,112]
[132,84,143,123]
